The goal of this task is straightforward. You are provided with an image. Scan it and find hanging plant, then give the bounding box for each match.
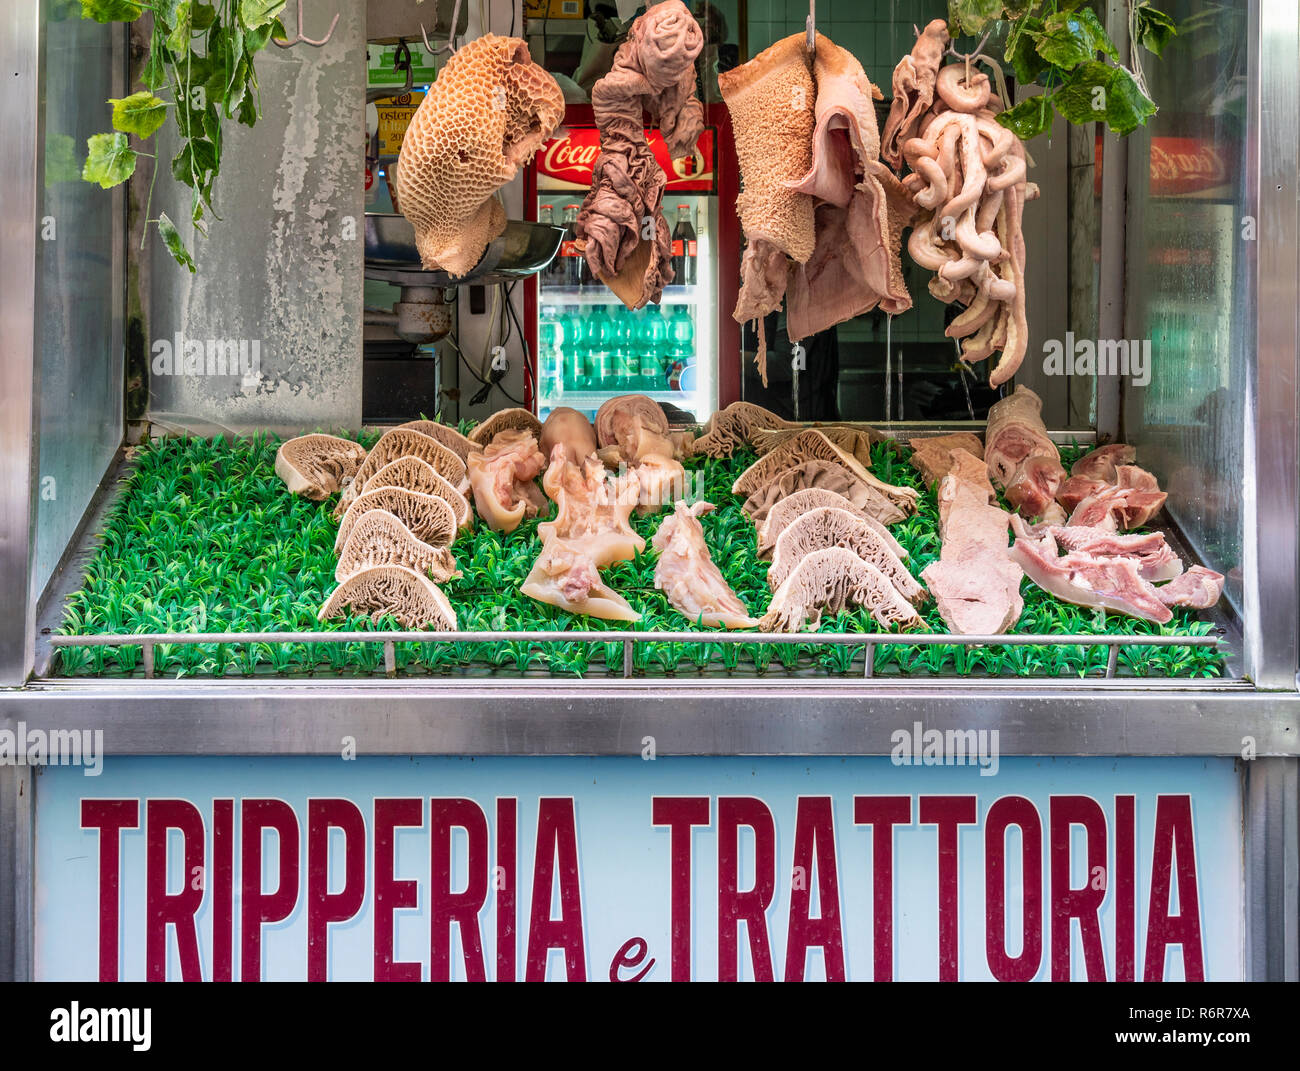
[947,0,1177,140]
[78,0,289,271]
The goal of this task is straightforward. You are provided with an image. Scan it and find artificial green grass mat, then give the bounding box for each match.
[54,432,1224,679]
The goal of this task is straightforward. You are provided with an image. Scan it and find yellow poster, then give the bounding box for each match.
[375,91,424,156]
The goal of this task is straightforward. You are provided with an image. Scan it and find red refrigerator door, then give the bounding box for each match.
[524,102,740,419]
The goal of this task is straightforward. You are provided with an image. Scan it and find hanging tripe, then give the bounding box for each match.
[574,0,705,310]
[720,32,913,386]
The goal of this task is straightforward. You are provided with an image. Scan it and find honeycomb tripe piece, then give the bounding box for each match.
[718,33,817,264]
[395,35,564,277]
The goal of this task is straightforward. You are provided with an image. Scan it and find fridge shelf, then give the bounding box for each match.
[538,285,703,306]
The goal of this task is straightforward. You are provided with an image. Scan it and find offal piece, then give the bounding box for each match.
[753,423,882,468]
[922,448,1024,635]
[1008,525,1173,624]
[732,429,918,515]
[274,434,368,500]
[334,486,458,555]
[540,407,598,467]
[468,407,544,447]
[719,34,817,264]
[335,428,468,519]
[783,37,914,349]
[759,547,922,633]
[766,506,924,605]
[363,455,472,530]
[1004,454,1068,521]
[1156,566,1225,610]
[318,564,457,631]
[395,36,563,276]
[984,386,1060,489]
[692,401,794,458]
[1071,443,1137,483]
[595,394,674,460]
[881,19,949,170]
[652,501,758,629]
[538,446,644,568]
[466,429,548,534]
[335,509,460,585]
[521,538,641,622]
[757,487,908,562]
[1019,519,1183,583]
[907,431,984,487]
[742,459,909,527]
[576,0,704,308]
[396,420,476,464]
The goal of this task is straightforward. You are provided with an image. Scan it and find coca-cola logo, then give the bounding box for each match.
[1150,140,1228,185]
[541,135,602,178]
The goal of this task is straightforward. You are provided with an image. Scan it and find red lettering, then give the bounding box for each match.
[305,798,366,983]
[717,796,776,982]
[651,796,710,982]
[920,796,978,982]
[82,799,139,982]
[853,796,911,981]
[373,798,422,982]
[496,798,517,983]
[212,799,234,982]
[1115,795,1137,982]
[525,798,586,981]
[609,936,654,982]
[1144,794,1204,981]
[240,799,300,982]
[785,797,845,981]
[145,799,205,982]
[984,796,1043,982]
[1049,795,1109,981]
[430,798,490,982]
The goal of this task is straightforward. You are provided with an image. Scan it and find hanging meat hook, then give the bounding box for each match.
[421,0,464,57]
[273,1,340,48]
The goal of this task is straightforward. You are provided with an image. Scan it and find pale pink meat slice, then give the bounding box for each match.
[1156,565,1225,610]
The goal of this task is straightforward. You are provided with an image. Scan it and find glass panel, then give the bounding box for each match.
[1123,0,1250,612]
[33,6,123,597]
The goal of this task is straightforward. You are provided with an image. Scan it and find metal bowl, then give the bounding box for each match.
[364,214,565,287]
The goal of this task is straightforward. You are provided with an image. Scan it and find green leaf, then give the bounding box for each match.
[158,212,197,272]
[1005,15,1047,84]
[246,16,284,54]
[1102,64,1158,135]
[1134,3,1177,57]
[109,91,169,138]
[170,137,218,188]
[82,132,137,188]
[238,0,286,31]
[164,0,192,54]
[996,94,1054,141]
[1035,10,1110,70]
[191,2,217,31]
[141,45,167,90]
[947,0,1002,38]
[45,132,83,185]
[237,89,259,127]
[79,0,143,22]
[1051,60,1114,124]
[1071,7,1120,61]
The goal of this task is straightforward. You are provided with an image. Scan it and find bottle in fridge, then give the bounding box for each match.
[670,204,697,287]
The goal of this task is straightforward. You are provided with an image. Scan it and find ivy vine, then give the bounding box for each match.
[79,0,289,271]
[948,0,1177,140]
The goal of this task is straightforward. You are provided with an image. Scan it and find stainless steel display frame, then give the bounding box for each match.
[0,0,1297,981]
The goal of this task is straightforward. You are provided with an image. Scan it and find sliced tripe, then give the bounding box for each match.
[364,455,472,530]
[767,506,925,605]
[757,487,908,561]
[318,564,457,630]
[759,546,922,633]
[335,509,459,584]
[334,486,458,554]
[274,434,368,500]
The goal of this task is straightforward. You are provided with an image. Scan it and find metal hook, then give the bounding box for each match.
[805,0,816,55]
[273,1,340,49]
[422,0,463,57]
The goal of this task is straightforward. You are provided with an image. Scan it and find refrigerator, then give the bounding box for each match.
[525,105,739,424]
